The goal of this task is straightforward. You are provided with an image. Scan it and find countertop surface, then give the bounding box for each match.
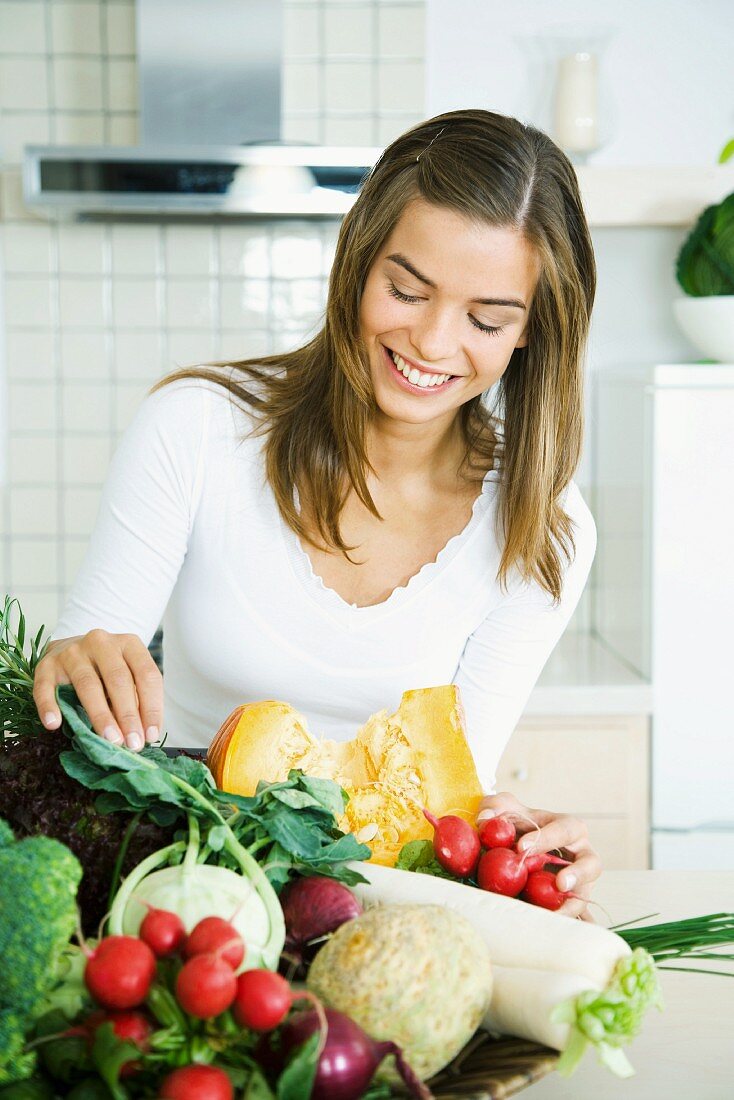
[527,632,652,715]
[530,871,734,1100]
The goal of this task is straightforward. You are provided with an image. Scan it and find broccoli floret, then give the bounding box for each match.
[0,818,82,1085]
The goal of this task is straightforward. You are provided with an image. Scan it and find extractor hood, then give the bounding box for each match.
[23,0,381,219]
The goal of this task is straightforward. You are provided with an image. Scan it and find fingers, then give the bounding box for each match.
[556,846,602,893]
[122,635,164,744]
[559,879,593,920]
[93,639,147,750]
[516,814,587,861]
[33,629,162,752]
[476,791,526,822]
[474,794,603,920]
[32,651,66,731]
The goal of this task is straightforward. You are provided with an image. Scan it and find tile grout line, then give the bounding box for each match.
[42,0,67,617]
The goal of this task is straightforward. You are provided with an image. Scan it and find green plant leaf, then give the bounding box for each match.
[676,190,734,295]
[395,839,460,880]
[271,789,325,811]
[90,1023,137,1099]
[276,1032,319,1100]
[243,1066,277,1100]
[718,138,734,164]
[290,772,348,819]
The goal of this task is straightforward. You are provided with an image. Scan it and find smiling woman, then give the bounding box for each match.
[38,109,601,916]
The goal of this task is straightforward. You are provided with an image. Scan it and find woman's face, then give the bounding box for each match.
[359,198,540,427]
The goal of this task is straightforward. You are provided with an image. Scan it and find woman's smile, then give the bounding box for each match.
[382,344,462,395]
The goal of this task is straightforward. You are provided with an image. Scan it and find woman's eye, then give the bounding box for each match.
[470,317,504,338]
[386,281,422,304]
[386,280,504,338]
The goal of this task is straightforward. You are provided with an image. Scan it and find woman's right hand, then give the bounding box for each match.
[33,629,163,752]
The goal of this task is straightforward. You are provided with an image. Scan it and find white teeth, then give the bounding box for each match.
[390,350,452,389]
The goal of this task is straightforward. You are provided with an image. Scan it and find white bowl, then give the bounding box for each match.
[673,295,734,363]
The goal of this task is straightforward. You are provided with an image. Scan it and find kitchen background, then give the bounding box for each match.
[1,0,733,869]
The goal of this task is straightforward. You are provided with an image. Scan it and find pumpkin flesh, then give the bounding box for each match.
[207,686,484,866]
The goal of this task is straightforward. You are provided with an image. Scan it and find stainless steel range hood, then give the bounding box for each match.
[23,0,381,219]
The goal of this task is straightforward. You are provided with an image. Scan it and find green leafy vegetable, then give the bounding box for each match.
[275,1032,319,1100]
[676,190,734,295]
[395,839,463,881]
[57,684,370,893]
[0,820,82,1086]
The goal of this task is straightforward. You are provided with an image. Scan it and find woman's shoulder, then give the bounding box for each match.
[138,374,263,445]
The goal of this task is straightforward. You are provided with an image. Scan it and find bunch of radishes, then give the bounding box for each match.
[79,906,312,1100]
[423,809,578,910]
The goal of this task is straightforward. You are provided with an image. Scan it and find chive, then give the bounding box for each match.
[618,913,734,976]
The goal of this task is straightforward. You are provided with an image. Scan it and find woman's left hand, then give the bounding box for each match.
[477,791,602,919]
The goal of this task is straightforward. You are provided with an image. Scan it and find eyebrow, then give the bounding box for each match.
[386,252,527,310]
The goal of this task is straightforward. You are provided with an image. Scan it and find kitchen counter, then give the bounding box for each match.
[531,871,734,1099]
[527,632,652,715]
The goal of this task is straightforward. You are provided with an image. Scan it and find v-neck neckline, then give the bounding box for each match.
[277,466,499,623]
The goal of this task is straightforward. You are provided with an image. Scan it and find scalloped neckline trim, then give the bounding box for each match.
[282,467,499,616]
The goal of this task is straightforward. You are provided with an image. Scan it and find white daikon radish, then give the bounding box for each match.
[482,965,596,1051]
[351,862,629,988]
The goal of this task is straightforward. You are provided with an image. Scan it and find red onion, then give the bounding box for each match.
[278,1008,434,1100]
[281,876,362,966]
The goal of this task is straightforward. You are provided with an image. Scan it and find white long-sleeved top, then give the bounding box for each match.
[51,379,596,791]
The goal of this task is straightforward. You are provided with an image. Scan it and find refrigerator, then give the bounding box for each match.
[594,364,734,869]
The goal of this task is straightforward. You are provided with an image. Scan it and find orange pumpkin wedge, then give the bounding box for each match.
[207,685,484,866]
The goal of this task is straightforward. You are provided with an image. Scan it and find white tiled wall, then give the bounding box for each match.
[0,0,426,631]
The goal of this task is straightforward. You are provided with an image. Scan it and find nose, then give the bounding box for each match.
[409,305,459,365]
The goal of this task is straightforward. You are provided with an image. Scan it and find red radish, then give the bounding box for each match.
[84,936,156,1010]
[478,815,516,849]
[423,809,481,878]
[522,869,578,911]
[522,850,572,872]
[159,1063,233,1100]
[281,876,362,966]
[477,847,529,897]
[233,969,293,1031]
[278,1008,432,1100]
[175,953,237,1018]
[139,906,186,958]
[184,916,245,970]
[85,1010,151,1078]
[233,970,325,1033]
[103,1010,151,1049]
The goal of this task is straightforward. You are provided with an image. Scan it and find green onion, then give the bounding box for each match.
[615,913,734,976]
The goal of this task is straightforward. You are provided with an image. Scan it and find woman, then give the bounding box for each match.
[33,109,600,914]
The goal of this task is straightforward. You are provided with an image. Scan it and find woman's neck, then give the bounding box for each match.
[365,413,466,494]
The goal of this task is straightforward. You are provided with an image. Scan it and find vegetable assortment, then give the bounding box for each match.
[351,862,661,1078]
[3,598,734,1097]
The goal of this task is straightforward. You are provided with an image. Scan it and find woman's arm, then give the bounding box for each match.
[454,482,598,914]
[454,481,597,790]
[36,380,212,743]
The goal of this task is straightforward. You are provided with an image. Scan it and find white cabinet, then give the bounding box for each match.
[496,714,650,870]
[594,365,734,866]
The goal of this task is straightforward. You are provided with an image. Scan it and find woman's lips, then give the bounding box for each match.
[382,345,461,395]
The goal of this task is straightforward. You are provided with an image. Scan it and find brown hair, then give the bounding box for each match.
[151,108,596,601]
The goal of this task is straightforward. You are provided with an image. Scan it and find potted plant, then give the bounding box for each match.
[673,142,734,362]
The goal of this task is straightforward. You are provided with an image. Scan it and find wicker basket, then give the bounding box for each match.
[429,1031,558,1099]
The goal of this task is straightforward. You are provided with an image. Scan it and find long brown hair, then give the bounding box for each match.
[151,109,596,601]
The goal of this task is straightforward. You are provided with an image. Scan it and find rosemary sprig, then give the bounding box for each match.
[0,594,51,739]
